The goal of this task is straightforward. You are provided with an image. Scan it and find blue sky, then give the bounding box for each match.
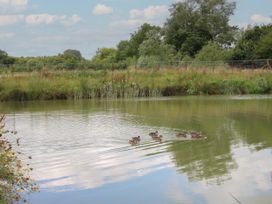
[0,0,271,58]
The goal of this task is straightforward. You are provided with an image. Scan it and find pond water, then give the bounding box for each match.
[1,96,272,204]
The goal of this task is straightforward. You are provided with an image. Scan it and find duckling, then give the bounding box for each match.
[129,136,141,145]
[132,136,141,142]
[190,131,207,140]
[149,131,159,137]
[152,135,163,143]
[176,132,187,138]
[129,139,139,146]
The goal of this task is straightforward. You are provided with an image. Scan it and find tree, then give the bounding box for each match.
[195,42,230,61]
[256,31,272,59]
[91,48,117,64]
[116,40,133,61]
[0,50,15,66]
[138,30,176,67]
[0,50,8,59]
[164,0,236,56]
[63,49,82,60]
[128,23,161,58]
[231,25,272,60]
[139,30,176,61]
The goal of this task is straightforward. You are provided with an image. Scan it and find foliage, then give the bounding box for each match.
[0,69,271,101]
[0,115,38,203]
[0,50,15,66]
[138,30,176,67]
[115,23,161,62]
[63,49,82,60]
[91,48,117,64]
[231,25,272,60]
[137,56,161,68]
[129,23,161,58]
[195,42,231,61]
[116,41,133,61]
[163,0,236,56]
[256,31,272,59]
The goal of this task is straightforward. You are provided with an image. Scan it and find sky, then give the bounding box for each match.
[0,0,271,58]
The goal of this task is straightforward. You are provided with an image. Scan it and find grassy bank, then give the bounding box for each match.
[0,115,38,203]
[0,68,272,101]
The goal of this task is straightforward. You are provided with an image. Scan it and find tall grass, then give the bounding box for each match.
[0,68,271,101]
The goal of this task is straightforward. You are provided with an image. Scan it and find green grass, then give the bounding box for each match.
[0,68,271,101]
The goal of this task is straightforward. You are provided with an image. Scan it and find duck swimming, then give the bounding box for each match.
[129,139,140,146]
[151,135,163,143]
[176,131,207,140]
[176,132,188,138]
[129,136,141,145]
[191,132,207,140]
[149,131,159,137]
[132,136,141,142]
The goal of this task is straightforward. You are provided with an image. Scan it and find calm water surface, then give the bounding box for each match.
[1,96,272,204]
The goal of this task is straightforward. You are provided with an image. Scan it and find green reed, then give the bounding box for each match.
[0,68,271,101]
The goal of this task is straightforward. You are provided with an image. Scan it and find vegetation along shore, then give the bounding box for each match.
[0,115,38,203]
[0,68,271,101]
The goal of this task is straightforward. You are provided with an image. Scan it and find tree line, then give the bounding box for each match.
[1,0,272,71]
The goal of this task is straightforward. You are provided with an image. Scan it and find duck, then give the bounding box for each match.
[129,139,140,146]
[129,136,141,145]
[132,136,141,142]
[176,131,187,138]
[189,131,207,140]
[152,135,163,143]
[149,131,159,137]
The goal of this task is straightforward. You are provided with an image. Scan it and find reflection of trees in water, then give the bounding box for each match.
[169,118,238,185]
[169,110,272,185]
[231,112,272,151]
[1,97,272,185]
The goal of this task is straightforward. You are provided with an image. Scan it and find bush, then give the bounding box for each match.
[195,42,230,61]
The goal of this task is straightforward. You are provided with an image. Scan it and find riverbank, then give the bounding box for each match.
[0,115,38,203]
[0,68,271,101]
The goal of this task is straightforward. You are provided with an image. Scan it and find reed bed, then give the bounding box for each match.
[0,68,271,101]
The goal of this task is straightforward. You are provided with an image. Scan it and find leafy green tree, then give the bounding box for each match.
[0,50,8,58]
[116,40,133,61]
[138,30,176,67]
[195,42,231,61]
[91,48,117,64]
[0,50,15,66]
[139,30,176,61]
[231,25,272,60]
[63,49,82,60]
[256,31,272,59]
[128,23,161,58]
[164,0,236,56]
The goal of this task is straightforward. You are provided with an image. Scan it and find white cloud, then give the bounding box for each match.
[25,14,81,26]
[0,0,28,13]
[0,15,23,26]
[25,13,58,25]
[0,32,15,39]
[130,5,169,20]
[112,5,169,30]
[60,14,81,26]
[111,19,144,29]
[251,14,272,24]
[92,4,113,15]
